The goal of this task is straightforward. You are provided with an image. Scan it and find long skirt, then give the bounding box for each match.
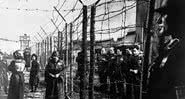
[7,72,24,99]
[29,72,39,90]
[45,77,64,99]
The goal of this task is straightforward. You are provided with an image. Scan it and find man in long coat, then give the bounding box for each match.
[148,0,185,99]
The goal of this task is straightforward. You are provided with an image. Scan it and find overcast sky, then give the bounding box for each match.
[0,0,59,53]
[0,0,136,54]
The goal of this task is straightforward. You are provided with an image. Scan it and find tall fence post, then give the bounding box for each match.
[143,0,156,98]
[65,23,69,96]
[58,31,60,52]
[41,40,44,69]
[89,4,96,99]
[69,23,73,96]
[46,37,49,59]
[80,5,88,99]
[50,36,52,54]
[60,31,63,59]
[37,43,40,57]
[44,39,47,66]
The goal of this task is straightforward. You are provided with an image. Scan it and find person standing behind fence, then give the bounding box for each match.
[129,48,141,99]
[106,47,117,97]
[29,54,40,92]
[113,49,126,98]
[98,48,108,93]
[45,51,65,99]
[7,50,25,99]
[125,48,134,99]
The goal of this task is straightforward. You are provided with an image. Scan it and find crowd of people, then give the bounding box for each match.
[0,50,66,99]
[0,0,185,99]
[0,50,40,99]
[75,46,143,99]
[98,47,143,99]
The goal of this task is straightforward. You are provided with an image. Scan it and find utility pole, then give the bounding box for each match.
[89,4,96,99]
[80,5,88,99]
[69,23,73,96]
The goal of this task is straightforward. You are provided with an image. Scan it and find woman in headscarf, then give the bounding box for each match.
[45,51,65,99]
[29,54,40,92]
[7,50,25,99]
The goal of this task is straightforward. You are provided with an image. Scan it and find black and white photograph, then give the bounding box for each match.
[0,0,185,99]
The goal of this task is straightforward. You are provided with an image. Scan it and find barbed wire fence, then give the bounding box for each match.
[30,0,149,99]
